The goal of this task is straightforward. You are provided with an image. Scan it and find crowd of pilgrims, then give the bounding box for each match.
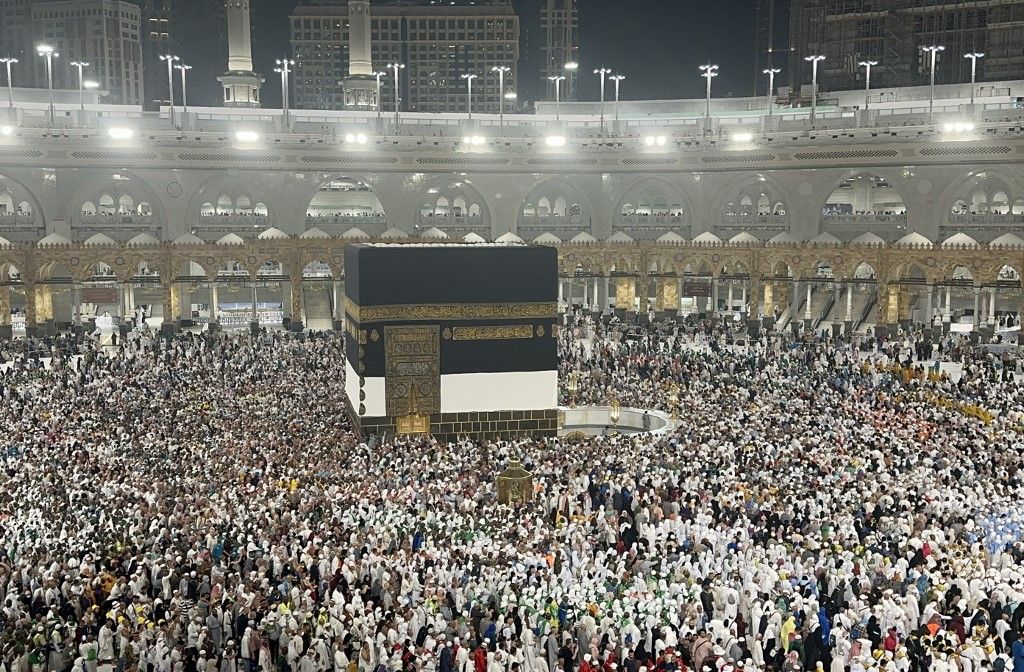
[3,319,1024,672]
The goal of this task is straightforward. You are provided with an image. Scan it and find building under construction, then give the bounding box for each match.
[788,0,1024,94]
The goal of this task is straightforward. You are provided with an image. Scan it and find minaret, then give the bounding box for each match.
[218,0,264,108]
[343,0,377,110]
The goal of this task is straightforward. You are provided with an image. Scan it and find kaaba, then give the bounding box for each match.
[343,243,559,441]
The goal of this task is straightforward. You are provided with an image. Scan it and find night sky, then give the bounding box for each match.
[246,0,764,108]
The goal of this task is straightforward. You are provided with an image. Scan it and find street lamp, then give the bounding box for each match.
[548,75,565,121]
[174,63,192,113]
[594,67,611,132]
[763,67,781,118]
[922,45,944,124]
[274,58,294,128]
[36,45,58,127]
[964,52,984,105]
[460,73,478,119]
[804,54,825,125]
[491,65,511,129]
[564,60,578,100]
[609,73,625,122]
[0,58,16,109]
[70,60,89,111]
[387,62,404,126]
[372,71,385,119]
[858,60,877,110]
[699,63,719,131]
[158,54,179,128]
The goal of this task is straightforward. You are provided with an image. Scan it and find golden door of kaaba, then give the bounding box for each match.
[384,325,440,434]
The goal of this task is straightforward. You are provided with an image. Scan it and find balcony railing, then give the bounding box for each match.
[0,214,40,229]
[722,213,790,227]
[519,215,585,228]
[200,214,272,228]
[948,213,1024,226]
[80,213,155,225]
[618,214,686,227]
[821,213,907,225]
[416,214,488,233]
[305,214,386,229]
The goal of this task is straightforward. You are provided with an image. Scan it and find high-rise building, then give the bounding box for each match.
[290,0,519,114]
[0,1,33,87]
[29,0,143,105]
[753,0,789,96]
[512,0,579,105]
[788,0,1024,94]
[132,0,174,110]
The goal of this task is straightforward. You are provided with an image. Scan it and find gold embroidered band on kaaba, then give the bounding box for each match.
[452,325,534,341]
[344,298,557,322]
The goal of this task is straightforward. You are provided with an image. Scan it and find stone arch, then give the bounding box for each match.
[943,171,1020,217]
[417,176,491,234]
[519,178,592,234]
[176,259,209,280]
[297,174,388,236]
[0,173,45,234]
[822,171,908,216]
[713,175,791,240]
[66,171,165,240]
[614,177,692,240]
[187,176,277,234]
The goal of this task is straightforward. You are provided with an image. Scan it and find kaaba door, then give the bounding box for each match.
[384,325,440,434]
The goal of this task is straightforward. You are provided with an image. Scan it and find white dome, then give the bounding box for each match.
[941,232,979,247]
[38,232,72,245]
[380,227,409,239]
[172,232,205,245]
[693,231,722,244]
[216,233,245,245]
[533,232,562,244]
[299,227,332,239]
[569,232,598,243]
[257,226,289,240]
[341,227,369,239]
[656,231,687,243]
[127,232,160,245]
[421,226,449,239]
[495,232,524,244]
[83,232,118,246]
[894,232,933,247]
[606,231,634,243]
[990,232,1024,248]
[729,231,760,244]
[462,232,487,243]
[850,232,886,245]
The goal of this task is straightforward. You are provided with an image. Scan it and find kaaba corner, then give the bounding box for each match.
[343,243,559,442]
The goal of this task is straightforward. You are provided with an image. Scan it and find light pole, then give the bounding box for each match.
[804,54,825,125]
[491,65,511,129]
[922,45,944,124]
[70,60,89,111]
[158,54,179,128]
[274,58,294,128]
[609,74,625,122]
[0,58,16,109]
[36,45,58,127]
[699,63,718,132]
[964,52,984,105]
[563,61,578,100]
[372,71,385,119]
[548,75,565,121]
[387,62,404,126]
[460,73,478,119]
[594,67,611,132]
[175,63,192,113]
[763,67,781,118]
[858,60,877,110]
